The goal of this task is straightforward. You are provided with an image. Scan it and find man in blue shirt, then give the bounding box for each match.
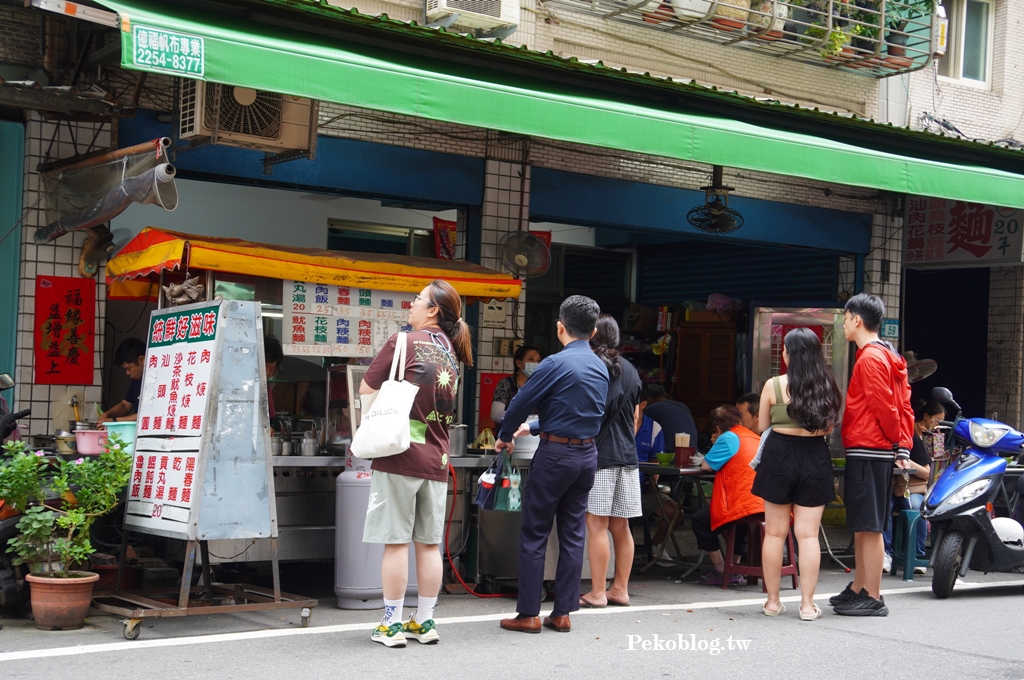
[497,295,609,634]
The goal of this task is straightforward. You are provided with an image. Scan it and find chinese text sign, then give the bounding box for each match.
[33,276,95,385]
[904,198,1023,267]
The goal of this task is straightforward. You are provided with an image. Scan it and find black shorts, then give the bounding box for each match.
[843,458,893,533]
[751,432,834,508]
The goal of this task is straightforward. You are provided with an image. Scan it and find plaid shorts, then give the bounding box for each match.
[587,466,642,518]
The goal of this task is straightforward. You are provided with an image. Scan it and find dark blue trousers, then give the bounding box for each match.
[516,440,597,617]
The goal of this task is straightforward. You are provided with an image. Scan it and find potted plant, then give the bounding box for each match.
[0,435,131,630]
[885,0,935,62]
[849,0,882,54]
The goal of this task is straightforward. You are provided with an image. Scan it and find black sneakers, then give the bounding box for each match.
[832,588,889,616]
[828,582,858,607]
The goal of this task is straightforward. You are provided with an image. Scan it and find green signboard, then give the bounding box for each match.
[132,25,204,77]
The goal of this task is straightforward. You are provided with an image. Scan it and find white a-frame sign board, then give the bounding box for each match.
[126,300,277,542]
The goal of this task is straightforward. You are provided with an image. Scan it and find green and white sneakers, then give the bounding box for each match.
[403,617,439,644]
[371,623,407,647]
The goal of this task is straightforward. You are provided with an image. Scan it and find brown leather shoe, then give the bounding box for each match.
[543,614,571,632]
[499,616,542,633]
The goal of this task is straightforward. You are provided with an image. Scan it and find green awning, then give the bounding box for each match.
[98,0,1024,209]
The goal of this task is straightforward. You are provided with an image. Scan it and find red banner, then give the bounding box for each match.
[34,276,95,385]
[530,230,552,249]
[433,217,457,260]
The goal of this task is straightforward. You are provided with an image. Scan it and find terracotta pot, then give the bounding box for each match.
[26,571,99,630]
[0,500,20,521]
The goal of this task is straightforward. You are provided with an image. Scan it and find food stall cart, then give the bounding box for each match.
[105,227,522,569]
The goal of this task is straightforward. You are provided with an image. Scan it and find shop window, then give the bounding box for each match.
[937,0,993,84]
[327,221,434,257]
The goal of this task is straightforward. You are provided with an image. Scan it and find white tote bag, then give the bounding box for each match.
[350,333,420,459]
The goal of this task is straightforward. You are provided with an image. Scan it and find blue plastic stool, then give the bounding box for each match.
[891,509,930,581]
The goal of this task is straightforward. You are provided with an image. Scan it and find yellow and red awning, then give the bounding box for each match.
[106,227,521,300]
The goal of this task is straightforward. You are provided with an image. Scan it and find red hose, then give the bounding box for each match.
[445,463,511,598]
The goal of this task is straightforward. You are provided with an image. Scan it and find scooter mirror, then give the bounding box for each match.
[0,373,13,390]
[931,386,954,403]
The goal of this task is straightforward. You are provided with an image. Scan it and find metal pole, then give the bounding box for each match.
[41,138,171,175]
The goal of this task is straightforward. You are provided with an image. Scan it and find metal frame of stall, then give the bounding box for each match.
[92,536,317,639]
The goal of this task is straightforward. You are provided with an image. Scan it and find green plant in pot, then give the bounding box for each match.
[849,0,882,54]
[885,0,936,58]
[799,0,853,57]
[0,435,131,630]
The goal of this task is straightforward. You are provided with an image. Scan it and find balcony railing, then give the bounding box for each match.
[541,0,936,78]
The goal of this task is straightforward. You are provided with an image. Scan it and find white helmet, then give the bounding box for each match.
[990,517,1024,547]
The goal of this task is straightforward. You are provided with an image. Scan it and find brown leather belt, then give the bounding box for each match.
[540,433,594,446]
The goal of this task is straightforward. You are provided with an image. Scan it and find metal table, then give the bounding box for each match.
[638,463,715,577]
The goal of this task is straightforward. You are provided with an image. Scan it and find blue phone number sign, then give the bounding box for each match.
[132,25,204,77]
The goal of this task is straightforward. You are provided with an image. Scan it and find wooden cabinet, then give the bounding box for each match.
[673,322,736,433]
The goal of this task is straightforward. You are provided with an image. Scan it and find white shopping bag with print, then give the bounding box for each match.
[350,333,420,459]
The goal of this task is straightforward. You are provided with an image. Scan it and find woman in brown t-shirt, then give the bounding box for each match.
[359,279,473,647]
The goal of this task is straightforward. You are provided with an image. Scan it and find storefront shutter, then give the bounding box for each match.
[637,239,840,306]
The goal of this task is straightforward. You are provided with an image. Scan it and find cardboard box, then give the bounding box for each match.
[685,310,735,322]
[625,303,658,332]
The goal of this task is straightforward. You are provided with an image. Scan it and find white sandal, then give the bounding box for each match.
[762,602,786,617]
[799,603,823,621]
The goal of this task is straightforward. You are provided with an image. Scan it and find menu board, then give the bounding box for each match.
[137,305,218,436]
[128,302,220,532]
[125,300,277,542]
[282,281,414,357]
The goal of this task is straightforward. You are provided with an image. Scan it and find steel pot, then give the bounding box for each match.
[448,424,467,457]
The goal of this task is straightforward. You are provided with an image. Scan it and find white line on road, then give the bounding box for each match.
[1,578,1021,662]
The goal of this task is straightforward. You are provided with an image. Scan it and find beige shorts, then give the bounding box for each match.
[362,470,448,545]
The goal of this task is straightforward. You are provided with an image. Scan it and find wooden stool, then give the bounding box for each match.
[720,513,799,592]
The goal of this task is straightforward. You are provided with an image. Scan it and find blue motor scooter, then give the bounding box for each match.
[922,387,1024,598]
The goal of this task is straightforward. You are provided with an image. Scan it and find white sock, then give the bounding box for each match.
[382,598,404,626]
[714,562,725,573]
[415,595,437,623]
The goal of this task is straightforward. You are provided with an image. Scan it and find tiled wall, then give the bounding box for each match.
[13,114,110,437]
[986,267,1024,428]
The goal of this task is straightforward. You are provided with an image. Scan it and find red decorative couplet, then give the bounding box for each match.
[33,276,95,385]
[433,217,457,260]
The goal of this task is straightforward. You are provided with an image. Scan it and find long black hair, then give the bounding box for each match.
[783,327,842,432]
[590,313,622,379]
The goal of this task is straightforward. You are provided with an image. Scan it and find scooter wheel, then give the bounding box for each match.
[932,529,964,599]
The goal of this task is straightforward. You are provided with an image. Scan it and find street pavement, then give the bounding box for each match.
[1,561,1022,680]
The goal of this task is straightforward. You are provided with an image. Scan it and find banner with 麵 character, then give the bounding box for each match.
[33,276,95,385]
[904,198,1024,268]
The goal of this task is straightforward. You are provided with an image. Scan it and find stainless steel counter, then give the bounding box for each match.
[272,456,347,467]
[450,455,494,468]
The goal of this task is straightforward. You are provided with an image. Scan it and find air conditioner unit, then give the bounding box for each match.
[179,81,316,152]
[425,0,519,30]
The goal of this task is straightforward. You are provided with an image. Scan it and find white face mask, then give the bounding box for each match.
[522,362,539,377]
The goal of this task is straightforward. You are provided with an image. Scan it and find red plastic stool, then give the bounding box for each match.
[720,513,799,592]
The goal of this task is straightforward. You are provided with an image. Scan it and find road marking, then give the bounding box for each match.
[1,578,1021,662]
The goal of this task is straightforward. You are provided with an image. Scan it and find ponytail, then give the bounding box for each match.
[590,313,621,378]
[428,280,474,367]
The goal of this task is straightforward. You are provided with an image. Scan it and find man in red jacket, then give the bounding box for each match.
[831,294,913,617]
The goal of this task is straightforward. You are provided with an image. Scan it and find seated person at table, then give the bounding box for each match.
[642,384,698,451]
[882,399,938,573]
[636,395,680,558]
[736,392,762,435]
[692,405,764,585]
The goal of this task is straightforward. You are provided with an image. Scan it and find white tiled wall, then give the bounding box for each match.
[14,114,110,436]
